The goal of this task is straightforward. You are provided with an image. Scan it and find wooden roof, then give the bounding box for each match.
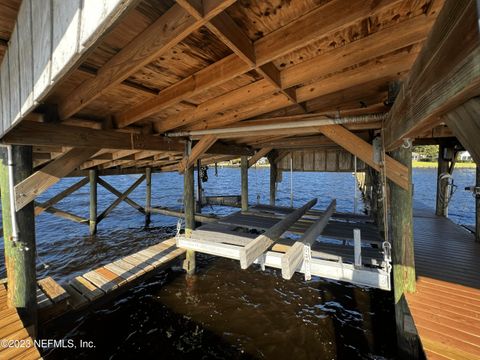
[13,0,444,174]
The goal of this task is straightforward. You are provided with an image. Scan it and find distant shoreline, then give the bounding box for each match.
[412,161,476,169]
[216,161,477,169]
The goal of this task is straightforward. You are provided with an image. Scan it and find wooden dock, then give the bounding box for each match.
[406,203,480,359]
[34,238,185,322]
[0,284,43,359]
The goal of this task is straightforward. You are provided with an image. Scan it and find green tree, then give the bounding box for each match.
[413,145,438,160]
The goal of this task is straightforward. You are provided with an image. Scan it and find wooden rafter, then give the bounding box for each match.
[384,0,480,150]
[114,0,404,129]
[317,125,409,190]
[14,148,99,211]
[178,135,217,172]
[57,0,237,120]
[248,147,272,168]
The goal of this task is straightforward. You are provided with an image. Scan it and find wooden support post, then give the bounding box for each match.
[476,164,480,243]
[196,160,202,213]
[145,167,152,227]
[241,155,248,211]
[89,169,98,235]
[268,153,277,206]
[389,145,417,359]
[436,144,450,216]
[0,146,37,333]
[183,140,196,275]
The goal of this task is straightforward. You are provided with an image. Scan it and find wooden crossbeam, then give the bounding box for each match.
[36,204,89,224]
[97,177,145,214]
[115,0,403,128]
[239,198,317,269]
[34,177,89,216]
[97,175,146,223]
[178,135,217,172]
[281,200,336,280]
[3,121,185,152]
[248,147,272,168]
[317,125,409,190]
[14,148,99,211]
[384,0,480,150]
[57,0,237,120]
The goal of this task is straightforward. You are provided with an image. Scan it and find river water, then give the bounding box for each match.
[0,167,476,359]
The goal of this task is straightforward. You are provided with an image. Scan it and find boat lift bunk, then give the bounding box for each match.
[177,198,392,291]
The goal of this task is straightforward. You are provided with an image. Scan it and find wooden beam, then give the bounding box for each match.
[239,198,317,269]
[443,97,480,164]
[114,0,402,128]
[34,177,88,216]
[37,204,89,224]
[281,200,336,280]
[89,169,98,235]
[145,167,152,227]
[14,148,99,211]
[384,0,480,150]
[318,125,409,190]
[241,156,248,211]
[153,11,426,134]
[178,135,217,172]
[97,175,146,223]
[57,1,236,120]
[97,177,146,214]
[183,139,196,275]
[248,147,272,168]
[3,121,185,152]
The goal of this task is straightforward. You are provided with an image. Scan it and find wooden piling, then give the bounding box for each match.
[435,144,450,216]
[241,156,248,211]
[145,167,152,227]
[89,169,98,235]
[476,164,480,243]
[389,145,417,358]
[183,140,195,275]
[268,153,277,206]
[196,160,202,213]
[0,146,37,333]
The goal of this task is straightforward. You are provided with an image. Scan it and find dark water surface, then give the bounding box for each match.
[0,167,476,359]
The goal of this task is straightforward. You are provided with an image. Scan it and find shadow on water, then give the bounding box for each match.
[42,254,396,360]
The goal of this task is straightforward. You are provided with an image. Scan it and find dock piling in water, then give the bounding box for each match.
[0,145,37,334]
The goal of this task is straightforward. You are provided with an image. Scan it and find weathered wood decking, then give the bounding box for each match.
[407,202,480,359]
[35,238,185,322]
[0,284,42,359]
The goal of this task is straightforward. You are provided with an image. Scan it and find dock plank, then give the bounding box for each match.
[63,284,89,310]
[38,276,69,303]
[406,203,480,360]
[70,276,104,301]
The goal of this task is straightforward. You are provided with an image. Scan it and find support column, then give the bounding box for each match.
[145,167,152,227]
[241,156,248,211]
[183,140,195,275]
[196,160,202,213]
[389,145,417,359]
[89,169,97,235]
[436,144,450,216]
[0,146,37,333]
[476,164,480,243]
[268,154,277,206]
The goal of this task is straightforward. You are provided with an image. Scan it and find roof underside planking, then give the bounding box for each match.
[0,0,478,183]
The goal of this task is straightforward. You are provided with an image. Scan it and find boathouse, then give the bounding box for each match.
[0,0,479,358]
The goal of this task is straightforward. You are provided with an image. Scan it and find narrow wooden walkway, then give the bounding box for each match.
[0,284,43,359]
[36,238,185,322]
[406,202,480,360]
